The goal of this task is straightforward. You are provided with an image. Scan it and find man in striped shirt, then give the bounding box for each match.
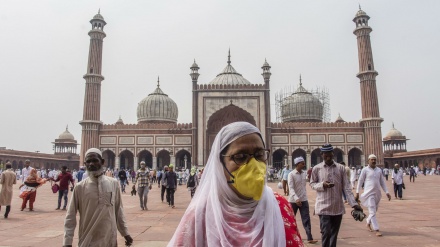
[310,144,362,247]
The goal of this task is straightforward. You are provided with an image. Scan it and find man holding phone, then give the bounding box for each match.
[310,144,362,247]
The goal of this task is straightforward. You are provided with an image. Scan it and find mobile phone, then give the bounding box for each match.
[328,183,335,187]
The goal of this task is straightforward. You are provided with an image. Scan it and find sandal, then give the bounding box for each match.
[367,224,373,232]
[375,231,382,237]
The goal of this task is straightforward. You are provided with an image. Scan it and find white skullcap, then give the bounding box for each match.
[294,157,305,165]
[140,161,146,164]
[368,154,377,160]
[85,148,102,157]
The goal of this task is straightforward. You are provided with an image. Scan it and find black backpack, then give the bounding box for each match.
[187,174,196,187]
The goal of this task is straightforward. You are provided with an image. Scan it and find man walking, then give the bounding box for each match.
[53,166,75,210]
[350,166,357,189]
[392,164,404,199]
[0,162,17,218]
[64,148,132,247]
[355,154,391,237]
[280,164,292,196]
[165,164,178,208]
[118,168,128,193]
[310,144,362,247]
[133,161,152,210]
[76,166,85,182]
[409,166,416,182]
[158,166,169,203]
[382,167,389,181]
[288,157,318,244]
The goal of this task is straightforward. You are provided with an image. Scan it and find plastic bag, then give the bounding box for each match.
[277,182,283,189]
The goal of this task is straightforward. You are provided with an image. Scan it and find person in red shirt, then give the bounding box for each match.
[53,166,75,210]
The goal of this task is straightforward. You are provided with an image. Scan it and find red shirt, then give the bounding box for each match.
[55,172,74,190]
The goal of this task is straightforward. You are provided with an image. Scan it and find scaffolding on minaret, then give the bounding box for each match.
[275,85,330,123]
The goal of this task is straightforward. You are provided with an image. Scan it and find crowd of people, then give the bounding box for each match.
[0,121,438,246]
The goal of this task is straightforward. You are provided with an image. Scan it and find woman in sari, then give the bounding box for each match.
[169,122,303,247]
[19,169,47,211]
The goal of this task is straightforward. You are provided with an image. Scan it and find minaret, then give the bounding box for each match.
[190,59,200,167]
[79,10,107,164]
[261,59,272,164]
[353,7,384,165]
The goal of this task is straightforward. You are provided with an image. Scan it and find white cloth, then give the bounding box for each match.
[21,167,33,182]
[287,169,308,202]
[168,121,286,246]
[391,169,404,185]
[350,168,357,181]
[357,166,389,231]
[64,174,129,246]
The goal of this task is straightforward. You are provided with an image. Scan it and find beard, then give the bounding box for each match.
[86,167,105,178]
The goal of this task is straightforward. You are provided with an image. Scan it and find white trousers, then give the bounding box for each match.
[350,180,356,189]
[366,196,380,230]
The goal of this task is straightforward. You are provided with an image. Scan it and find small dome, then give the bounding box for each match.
[335,113,345,123]
[93,9,105,20]
[281,81,323,122]
[385,123,403,138]
[137,78,178,123]
[116,116,124,125]
[355,9,367,17]
[262,59,270,67]
[191,59,199,68]
[59,126,75,140]
[209,50,251,85]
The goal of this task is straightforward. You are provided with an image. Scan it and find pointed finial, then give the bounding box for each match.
[392,122,395,129]
[98,8,101,14]
[66,125,68,131]
[299,74,302,86]
[227,48,231,65]
[157,76,160,88]
[338,112,341,117]
[359,4,361,10]
[230,99,233,105]
[265,58,267,63]
[194,58,196,63]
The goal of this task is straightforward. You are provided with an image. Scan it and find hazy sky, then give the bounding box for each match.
[1,0,439,154]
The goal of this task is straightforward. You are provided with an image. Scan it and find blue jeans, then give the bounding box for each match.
[120,180,126,192]
[58,189,68,209]
[291,201,313,241]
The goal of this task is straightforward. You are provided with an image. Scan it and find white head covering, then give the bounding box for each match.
[168,121,285,246]
[294,156,305,165]
[368,154,377,160]
[85,148,102,157]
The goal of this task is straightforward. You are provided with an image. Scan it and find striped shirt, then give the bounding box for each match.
[310,161,357,215]
[135,169,150,187]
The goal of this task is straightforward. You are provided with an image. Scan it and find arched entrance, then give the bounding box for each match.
[333,148,344,163]
[119,150,134,170]
[311,149,322,167]
[272,149,287,170]
[156,150,170,170]
[206,104,257,162]
[175,150,191,170]
[348,148,363,167]
[138,150,153,169]
[291,149,307,167]
[102,150,116,169]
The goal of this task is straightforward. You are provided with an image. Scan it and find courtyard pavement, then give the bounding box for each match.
[0,174,439,247]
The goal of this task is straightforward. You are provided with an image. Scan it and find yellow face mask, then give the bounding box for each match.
[230,158,266,201]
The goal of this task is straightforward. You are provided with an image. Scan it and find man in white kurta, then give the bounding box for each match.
[21,160,33,183]
[356,154,391,237]
[64,148,132,247]
[350,167,357,189]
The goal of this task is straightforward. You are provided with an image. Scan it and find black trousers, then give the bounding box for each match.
[319,214,342,247]
[410,175,415,182]
[166,188,175,206]
[161,185,168,203]
[394,184,403,198]
[4,205,11,217]
[291,201,313,241]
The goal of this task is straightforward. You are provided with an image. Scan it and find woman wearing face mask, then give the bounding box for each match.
[168,122,303,247]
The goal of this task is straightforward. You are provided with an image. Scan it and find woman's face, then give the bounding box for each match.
[222,133,265,178]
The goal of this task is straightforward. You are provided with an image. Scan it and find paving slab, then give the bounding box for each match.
[0,175,438,246]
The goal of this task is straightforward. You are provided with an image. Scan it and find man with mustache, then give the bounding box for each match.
[63,148,133,247]
[355,154,391,237]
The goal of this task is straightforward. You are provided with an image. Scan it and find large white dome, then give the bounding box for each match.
[209,51,251,85]
[137,80,178,123]
[281,83,323,122]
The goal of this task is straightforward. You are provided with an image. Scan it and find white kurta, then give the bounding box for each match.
[356,166,388,207]
[64,175,129,246]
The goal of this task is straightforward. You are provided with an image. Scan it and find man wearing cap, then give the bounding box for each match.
[409,166,416,182]
[280,163,292,196]
[288,156,318,244]
[391,163,404,199]
[63,148,133,247]
[310,144,362,247]
[133,161,152,210]
[355,154,391,237]
[21,160,34,183]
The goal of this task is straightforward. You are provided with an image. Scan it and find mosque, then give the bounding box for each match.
[78,8,383,171]
[1,8,438,171]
